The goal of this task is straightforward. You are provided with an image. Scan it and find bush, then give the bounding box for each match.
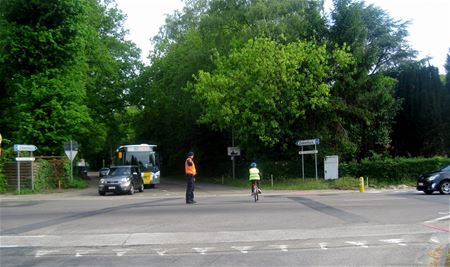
[341,156,450,183]
[0,163,8,193]
[34,159,57,191]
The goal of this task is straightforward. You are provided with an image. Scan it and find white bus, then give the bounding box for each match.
[115,144,160,188]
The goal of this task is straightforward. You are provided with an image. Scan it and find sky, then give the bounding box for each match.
[115,0,450,74]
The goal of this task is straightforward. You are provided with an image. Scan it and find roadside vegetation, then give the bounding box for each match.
[0,0,449,192]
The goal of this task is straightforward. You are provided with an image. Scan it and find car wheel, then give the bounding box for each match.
[99,191,105,196]
[139,182,144,192]
[128,185,135,195]
[438,180,450,195]
[424,189,433,195]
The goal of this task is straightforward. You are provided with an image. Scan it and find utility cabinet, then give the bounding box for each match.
[324,155,339,180]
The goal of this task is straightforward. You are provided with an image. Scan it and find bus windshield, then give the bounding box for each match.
[124,151,156,171]
[115,144,159,172]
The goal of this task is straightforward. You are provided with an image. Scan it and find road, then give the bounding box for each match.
[1,175,449,266]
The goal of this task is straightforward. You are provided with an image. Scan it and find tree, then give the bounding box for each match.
[327,0,414,159]
[391,62,449,156]
[190,38,353,156]
[81,0,143,166]
[0,0,143,162]
[137,0,330,170]
[0,0,92,155]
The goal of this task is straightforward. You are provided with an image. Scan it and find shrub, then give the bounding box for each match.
[341,156,450,183]
[0,163,8,193]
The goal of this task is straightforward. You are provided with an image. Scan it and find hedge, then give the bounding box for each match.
[340,156,450,182]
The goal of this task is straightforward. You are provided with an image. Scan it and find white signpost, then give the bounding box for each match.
[227,146,240,180]
[14,144,37,193]
[64,141,78,181]
[295,138,320,180]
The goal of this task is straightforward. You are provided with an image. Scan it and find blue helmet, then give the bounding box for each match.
[250,162,257,167]
[187,151,194,157]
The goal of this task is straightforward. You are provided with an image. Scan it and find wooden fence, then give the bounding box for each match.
[3,156,65,191]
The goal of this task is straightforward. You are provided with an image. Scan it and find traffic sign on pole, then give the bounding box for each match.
[295,139,320,146]
[14,144,37,152]
[64,141,78,181]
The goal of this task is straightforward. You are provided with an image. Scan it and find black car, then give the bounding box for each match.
[416,164,450,195]
[98,165,144,195]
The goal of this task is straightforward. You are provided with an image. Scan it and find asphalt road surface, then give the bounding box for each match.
[1,175,449,266]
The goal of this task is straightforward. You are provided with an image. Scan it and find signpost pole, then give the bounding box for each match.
[314,144,318,181]
[301,146,304,180]
[17,150,20,194]
[70,140,73,182]
[31,151,34,190]
[232,127,235,180]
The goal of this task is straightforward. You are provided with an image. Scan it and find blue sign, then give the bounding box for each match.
[295,138,320,146]
[13,144,37,152]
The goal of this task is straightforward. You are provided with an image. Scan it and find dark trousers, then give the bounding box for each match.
[186,174,195,203]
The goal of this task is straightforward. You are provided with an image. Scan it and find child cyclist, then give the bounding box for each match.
[249,162,262,194]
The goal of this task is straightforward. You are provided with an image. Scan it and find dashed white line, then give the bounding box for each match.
[424,215,450,224]
[75,249,96,257]
[269,245,288,252]
[35,250,59,258]
[319,242,328,250]
[380,239,406,246]
[231,246,253,254]
[192,247,214,255]
[153,248,171,256]
[345,241,368,248]
[113,248,134,256]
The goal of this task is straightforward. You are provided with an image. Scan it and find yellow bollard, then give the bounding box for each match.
[359,176,365,192]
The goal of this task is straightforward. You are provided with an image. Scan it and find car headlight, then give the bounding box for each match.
[100,178,105,184]
[121,177,130,183]
[427,174,439,181]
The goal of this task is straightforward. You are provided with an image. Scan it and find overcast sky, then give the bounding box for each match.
[115,0,450,74]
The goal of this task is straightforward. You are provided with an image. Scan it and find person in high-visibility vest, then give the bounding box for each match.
[185,151,197,204]
[249,162,262,194]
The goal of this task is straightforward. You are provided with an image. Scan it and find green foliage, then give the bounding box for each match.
[0,0,92,155]
[391,63,450,156]
[191,38,353,154]
[64,177,89,189]
[0,162,8,193]
[341,156,450,183]
[34,159,57,191]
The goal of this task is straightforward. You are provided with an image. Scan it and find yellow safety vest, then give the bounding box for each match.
[249,167,260,180]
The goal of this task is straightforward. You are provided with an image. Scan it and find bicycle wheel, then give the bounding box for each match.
[254,186,259,202]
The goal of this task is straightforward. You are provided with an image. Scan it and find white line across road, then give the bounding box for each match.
[424,214,450,224]
[0,223,439,248]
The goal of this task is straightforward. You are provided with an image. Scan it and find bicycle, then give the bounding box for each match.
[251,182,260,202]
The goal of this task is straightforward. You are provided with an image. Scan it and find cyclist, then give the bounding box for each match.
[249,162,262,194]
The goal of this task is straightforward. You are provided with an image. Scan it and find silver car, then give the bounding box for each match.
[98,165,144,195]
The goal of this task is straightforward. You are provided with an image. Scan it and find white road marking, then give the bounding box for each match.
[153,248,171,256]
[429,237,440,244]
[424,215,450,223]
[113,248,134,256]
[75,249,96,257]
[269,245,288,252]
[192,247,214,255]
[35,250,59,257]
[231,246,253,254]
[319,242,328,250]
[380,239,406,246]
[345,241,368,248]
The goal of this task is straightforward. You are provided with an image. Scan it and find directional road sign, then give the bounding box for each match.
[295,138,320,146]
[13,144,38,152]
